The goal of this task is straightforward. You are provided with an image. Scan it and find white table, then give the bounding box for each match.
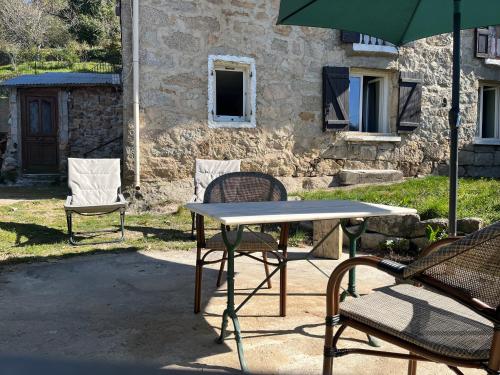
[186,200,416,372]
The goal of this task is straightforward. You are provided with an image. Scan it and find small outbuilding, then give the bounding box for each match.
[0,72,122,180]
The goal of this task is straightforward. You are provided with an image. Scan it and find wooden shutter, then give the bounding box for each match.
[322,66,350,131]
[397,72,422,132]
[341,31,360,43]
[476,28,490,58]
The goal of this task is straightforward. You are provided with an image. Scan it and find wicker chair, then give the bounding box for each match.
[194,172,290,316]
[323,222,500,375]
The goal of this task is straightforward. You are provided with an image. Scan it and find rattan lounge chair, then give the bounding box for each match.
[64,158,127,245]
[323,222,500,375]
[190,159,241,238]
[194,172,290,316]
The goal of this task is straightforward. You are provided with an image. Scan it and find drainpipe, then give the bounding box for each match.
[132,0,140,190]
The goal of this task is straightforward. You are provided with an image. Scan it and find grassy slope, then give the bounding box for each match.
[296,176,500,224]
[0,176,499,264]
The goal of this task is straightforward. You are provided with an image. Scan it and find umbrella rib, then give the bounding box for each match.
[398,0,423,45]
[277,0,319,24]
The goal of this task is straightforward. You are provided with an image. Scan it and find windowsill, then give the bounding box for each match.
[344,132,401,143]
[484,58,500,67]
[352,43,398,55]
[208,120,256,129]
[474,138,500,145]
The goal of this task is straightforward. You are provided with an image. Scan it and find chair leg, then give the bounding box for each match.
[66,212,76,245]
[262,251,272,288]
[194,249,203,314]
[119,211,125,241]
[191,212,196,240]
[279,257,287,317]
[407,353,417,375]
[216,250,227,287]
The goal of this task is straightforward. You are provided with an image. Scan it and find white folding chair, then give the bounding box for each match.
[190,159,240,238]
[64,158,128,245]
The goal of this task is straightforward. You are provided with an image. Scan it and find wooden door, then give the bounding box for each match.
[21,90,59,173]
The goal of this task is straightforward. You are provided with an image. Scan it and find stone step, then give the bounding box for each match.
[15,174,62,186]
[338,169,404,186]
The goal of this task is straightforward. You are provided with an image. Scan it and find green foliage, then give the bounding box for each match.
[296,176,500,224]
[70,14,104,46]
[425,225,448,243]
[68,0,103,17]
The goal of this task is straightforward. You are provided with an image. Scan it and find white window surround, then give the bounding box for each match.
[208,55,256,129]
[485,58,500,67]
[477,84,500,142]
[353,35,398,55]
[349,69,391,134]
[344,132,401,143]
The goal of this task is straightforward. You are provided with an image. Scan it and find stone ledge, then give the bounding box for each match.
[344,133,401,143]
[339,169,404,186]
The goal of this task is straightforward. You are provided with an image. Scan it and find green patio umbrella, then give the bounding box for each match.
[278,0,500,236]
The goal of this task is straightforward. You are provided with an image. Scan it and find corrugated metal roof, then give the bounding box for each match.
[0,72,121,87]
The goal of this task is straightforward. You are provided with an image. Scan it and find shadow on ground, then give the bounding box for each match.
[0,222,67,246]
[125,225,193,242]
[0,251,235,373]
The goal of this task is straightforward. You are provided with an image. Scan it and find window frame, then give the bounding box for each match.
[477,84,500,141]
[208,55,256,129]
[348,70,390,134]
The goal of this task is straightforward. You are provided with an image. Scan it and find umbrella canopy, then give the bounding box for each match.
[278,0,500,236]
[278,0,500,47]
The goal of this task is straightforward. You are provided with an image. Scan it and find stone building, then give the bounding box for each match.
[118,1,500,203]
[0,72,122,180]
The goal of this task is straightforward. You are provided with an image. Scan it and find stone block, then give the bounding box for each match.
[338,169,404,186]
[458,151,475,166]
[322,145,348,159]
[495,151,500,165]
[359,145,377,161]
[474,152,494,166]
[457,217,484,234]
[421,218,448,232]
[312,219,343,259]
[360,232,387,250]
[366,214,421,237]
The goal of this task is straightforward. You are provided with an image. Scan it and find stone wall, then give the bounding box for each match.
[0,85,122,179]
[68,86,123,160]
[120,0,500,203]
[458,145,500,178]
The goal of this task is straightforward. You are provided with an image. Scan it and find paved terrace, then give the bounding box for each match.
[0,248,482,374]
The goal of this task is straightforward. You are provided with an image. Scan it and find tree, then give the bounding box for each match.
[0,0,56,69]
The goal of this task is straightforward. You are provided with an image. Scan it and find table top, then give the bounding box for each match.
[185,200,417,225]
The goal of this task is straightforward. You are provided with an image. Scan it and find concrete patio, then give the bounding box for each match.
[0,247,482,374]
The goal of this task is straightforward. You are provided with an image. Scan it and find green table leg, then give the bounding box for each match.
[340,219,380,348]
[216,225,249,372]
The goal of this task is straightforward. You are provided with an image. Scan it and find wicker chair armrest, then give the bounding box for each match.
[326,256,407,317]
[418,237,463,259]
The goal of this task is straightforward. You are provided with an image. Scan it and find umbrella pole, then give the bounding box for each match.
[449,0,461,236]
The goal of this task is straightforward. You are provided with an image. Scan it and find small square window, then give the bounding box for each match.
[208,55,256,128]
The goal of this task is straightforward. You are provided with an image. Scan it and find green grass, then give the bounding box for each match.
[0,199,204,263]
[0,62,115,79]
[1,176,499,264]
[295,176,500,224]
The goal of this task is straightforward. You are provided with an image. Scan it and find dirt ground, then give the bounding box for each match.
[0,247,484,374]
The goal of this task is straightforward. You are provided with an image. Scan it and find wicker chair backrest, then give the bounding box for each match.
[203,172,287,204]
[404,221,500,310]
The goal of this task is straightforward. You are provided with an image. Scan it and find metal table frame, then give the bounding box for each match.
[186,200,416,372]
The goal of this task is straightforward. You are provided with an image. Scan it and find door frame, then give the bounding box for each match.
[19,88,60,173]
